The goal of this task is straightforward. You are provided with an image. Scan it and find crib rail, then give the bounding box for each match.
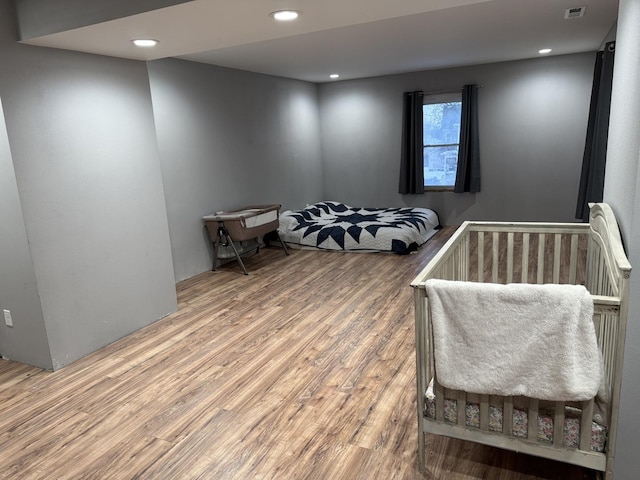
[411,221,589,287]
[412,204,631,479]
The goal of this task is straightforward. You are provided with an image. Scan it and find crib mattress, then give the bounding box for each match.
[424,384,606,452]
[243,209,278,228]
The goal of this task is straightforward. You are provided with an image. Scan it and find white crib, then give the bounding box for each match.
[411,203,631,478]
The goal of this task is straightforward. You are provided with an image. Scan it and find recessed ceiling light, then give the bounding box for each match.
[329,74,340,79]
[271,10,300,21]
[538,48,552,54]
[132,39,159,47]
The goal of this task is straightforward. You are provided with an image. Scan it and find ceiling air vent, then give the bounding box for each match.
[565,6,586,19]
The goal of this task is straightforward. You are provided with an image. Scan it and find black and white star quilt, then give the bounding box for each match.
[278,201,440,254]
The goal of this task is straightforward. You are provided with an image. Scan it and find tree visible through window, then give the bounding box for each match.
[423,93,462,188]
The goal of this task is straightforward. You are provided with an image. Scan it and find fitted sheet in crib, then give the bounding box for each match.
[424,384,606,452]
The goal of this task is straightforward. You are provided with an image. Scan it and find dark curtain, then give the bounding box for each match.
[454,84,481,193]
[575,41,616,221]
[399,91,424,194]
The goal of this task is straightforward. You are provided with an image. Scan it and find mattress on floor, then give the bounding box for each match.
[278,201,440,254]
[424,382,606,452]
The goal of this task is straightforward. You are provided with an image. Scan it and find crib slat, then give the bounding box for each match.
[553,402,565,447]
[610,316,618,389]
[528,399,539,441]
[492,232,499,283]
[503,397,513,435]
[507,233,514,283]
[465,235,471,281]
[450,248,456,279]
[553,234,561,284]
[480,395,490,431]
[594,313,608,388]
[462,241,467,281]
[603,315,611,388]
[580,399,595,451]
[462,236,468,281]
[569,234,578,285]
[425,297,433,384]
[478,232,484,283]
[457,391,466,426]
[603,314,618,392]
[522,233,530,283]
[537,234,545,284]
[435,378,444,422]
[586,237,596,291]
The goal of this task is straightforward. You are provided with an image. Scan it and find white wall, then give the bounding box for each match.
[319,53,595,224]
[0,0,177,370]
[603,0,640,477]
[148,59,323,281]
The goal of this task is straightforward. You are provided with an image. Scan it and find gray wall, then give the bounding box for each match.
[0,0,177,370]
[604,0,640,477]
[148,59,323,282]
[319,53,595,224]
[0,97,52,369]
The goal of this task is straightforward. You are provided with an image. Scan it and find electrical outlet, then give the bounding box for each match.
[3,309,13,327]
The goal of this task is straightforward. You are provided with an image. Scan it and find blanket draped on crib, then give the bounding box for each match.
[424,279,602,401]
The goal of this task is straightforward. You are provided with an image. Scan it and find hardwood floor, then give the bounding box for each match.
[0,227,597,479]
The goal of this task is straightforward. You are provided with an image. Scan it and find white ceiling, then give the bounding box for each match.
[19,0,618,83]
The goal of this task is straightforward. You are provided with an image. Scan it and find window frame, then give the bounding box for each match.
[422,92,462,192]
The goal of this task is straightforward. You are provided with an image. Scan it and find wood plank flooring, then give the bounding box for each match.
[0,227,597,479]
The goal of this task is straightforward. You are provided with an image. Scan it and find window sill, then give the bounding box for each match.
[424,186,454,192]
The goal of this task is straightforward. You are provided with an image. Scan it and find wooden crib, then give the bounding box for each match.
[411,203,631,479]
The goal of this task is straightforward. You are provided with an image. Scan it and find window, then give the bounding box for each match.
[423,93,462,189]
